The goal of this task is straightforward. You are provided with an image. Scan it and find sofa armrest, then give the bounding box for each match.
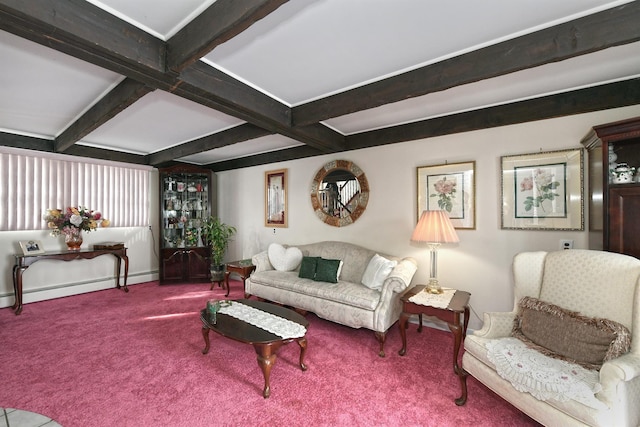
[251,251,273,273]
[381,257,418,295]
[473,311,516,339]
[373,258,418,332]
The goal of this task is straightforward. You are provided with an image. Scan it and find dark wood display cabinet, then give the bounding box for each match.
[159,164,216,283]
[581,117,640,259]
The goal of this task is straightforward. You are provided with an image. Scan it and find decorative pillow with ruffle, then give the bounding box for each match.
[512,296,631,370]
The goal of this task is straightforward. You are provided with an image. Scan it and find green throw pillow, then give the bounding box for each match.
[314,258,341,283]
[298,256,319,279]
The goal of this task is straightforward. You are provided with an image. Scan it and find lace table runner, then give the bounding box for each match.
[409,288,455,308]
[486,337,606,410]
[219,302,307,340]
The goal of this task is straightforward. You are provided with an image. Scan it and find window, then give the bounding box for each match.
[0,147,151,231]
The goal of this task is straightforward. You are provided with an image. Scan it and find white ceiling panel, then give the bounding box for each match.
[86,0,216,39]
[178,134,303,165]
[0,30,122,138]
[80,91,244,154]
[205,0,633,105]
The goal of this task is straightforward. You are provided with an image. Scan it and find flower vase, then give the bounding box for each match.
[65,228,83,251]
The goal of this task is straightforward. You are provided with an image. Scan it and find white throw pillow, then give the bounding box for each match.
[267,243,303,272]
[361,254,397,291]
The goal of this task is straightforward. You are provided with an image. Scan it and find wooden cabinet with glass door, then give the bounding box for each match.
[159,164,216,283]
[582,117,640,259]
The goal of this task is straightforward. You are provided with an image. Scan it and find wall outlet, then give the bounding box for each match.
[560,239,574,250]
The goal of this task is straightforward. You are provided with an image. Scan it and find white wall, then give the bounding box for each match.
[0,171,160,309]
[217,105,640,330]
[3,105,640,323]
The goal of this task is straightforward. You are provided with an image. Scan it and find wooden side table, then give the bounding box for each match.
[224,259,256,298]
[398,285,470,405]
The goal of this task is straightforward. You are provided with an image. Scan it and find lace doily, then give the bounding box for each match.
[409,288,455,308]
[219,302,307,340]
[486,337,607,410]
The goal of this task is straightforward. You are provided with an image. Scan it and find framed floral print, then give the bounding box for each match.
[417,161,475,229]
[501,148,583,230]
[265,169,288,228]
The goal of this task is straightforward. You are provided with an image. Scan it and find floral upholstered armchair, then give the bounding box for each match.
[460,250,640,427]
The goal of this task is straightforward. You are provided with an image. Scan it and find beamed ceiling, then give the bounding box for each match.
[1,0,640,172]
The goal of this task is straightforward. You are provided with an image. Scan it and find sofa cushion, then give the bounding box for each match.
[268,243,303,272]
[298,256,319,279]
[361,254,397,291]
[512,296,631,370]
[250,270,381,310]
[315,258,342,283]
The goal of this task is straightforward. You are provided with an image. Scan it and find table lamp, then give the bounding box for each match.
[410,210,459,294]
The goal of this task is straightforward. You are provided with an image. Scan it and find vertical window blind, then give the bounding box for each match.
[0,147,151,231]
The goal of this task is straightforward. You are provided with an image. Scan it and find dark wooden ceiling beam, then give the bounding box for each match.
[347,79,640,149]
[64,145,147,165]
[292,1,640,126]
[0,131,147,164]
[176,63,345,152]
[0,132,54,153]
[0,0,165,76]
[167,0,289,72]
[148,123,274,166]
[55,78,154,153]
[0,0,342,154]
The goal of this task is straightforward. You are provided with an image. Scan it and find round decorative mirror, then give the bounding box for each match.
[310,160,369,227]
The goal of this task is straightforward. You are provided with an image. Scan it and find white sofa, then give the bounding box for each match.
[245,241,418,357]
[461,250,640,427]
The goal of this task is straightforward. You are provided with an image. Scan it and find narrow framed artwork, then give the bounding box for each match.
[501,148,584,230]
[19,240,45,255]
[417,161,475,229]
[265,168,288,228]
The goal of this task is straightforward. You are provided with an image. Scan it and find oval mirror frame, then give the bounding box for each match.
[310,160,369,227]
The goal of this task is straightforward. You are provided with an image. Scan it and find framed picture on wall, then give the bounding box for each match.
[265,169,288,228]
[19,240,45,255]
[417,161,475,229]
[501,148,584,230]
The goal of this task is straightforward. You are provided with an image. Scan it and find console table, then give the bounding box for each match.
[12,247,129,315]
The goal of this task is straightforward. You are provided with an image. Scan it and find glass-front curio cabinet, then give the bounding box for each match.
[581,116,640,259]
[159,164,216,283]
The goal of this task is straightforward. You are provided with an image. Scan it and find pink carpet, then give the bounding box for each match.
[0,281,540,426]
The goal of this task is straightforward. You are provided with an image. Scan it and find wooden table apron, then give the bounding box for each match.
[12,248,129,315]
[398,285,471,405]
[200,299,308,398]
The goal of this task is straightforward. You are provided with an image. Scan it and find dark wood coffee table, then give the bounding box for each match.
[200,299,309,398]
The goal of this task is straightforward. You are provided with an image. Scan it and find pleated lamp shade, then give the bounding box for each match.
[411,210,459,244]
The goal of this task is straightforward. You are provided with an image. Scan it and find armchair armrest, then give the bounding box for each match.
[598,352,640,414]
[473,311,516,339]
[601,352,640,383]
[251,251,273,273]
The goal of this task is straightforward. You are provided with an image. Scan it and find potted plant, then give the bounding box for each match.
[203,216,237,281]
